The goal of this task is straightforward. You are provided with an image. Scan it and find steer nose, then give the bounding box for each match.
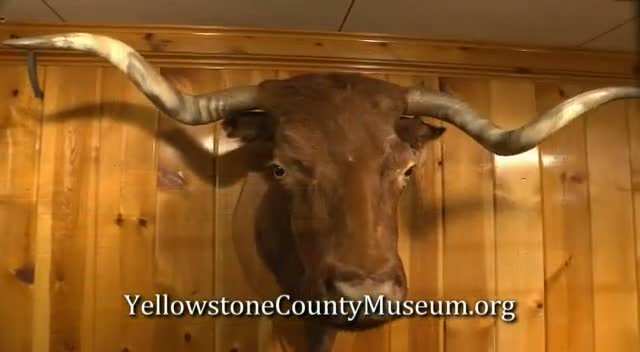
[334,278,404,301]
[327,275,406,301]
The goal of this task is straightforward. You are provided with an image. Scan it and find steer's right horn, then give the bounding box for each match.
[2,33,258,125]
[405,85,640,155]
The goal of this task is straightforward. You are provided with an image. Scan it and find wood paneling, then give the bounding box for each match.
[0,24,636,82]
[41,66,101,352]
[491,80,545,352]
[0,24,638,352]
[94,67,158,352]
[153,67,216,352]
[0,64,43,352]
[585,92,640,351]
[537,82,594,352]
[628,98,640,352]
[439,77,495,352]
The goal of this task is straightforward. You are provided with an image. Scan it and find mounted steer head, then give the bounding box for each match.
[5,34,640,333]
[252,74,445,328]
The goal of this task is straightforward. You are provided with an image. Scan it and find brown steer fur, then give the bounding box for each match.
[228,73,444,351]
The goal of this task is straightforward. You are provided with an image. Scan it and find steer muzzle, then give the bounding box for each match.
[319,264,407,330]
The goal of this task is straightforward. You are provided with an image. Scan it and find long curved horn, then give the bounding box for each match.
[405,86,640,155]
[2,33,258,125]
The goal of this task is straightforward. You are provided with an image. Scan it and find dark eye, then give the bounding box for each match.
[272,164,286,178]
[403,165,415,177]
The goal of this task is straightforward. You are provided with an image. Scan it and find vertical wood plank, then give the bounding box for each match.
[490,79,545,352]
[41,66,102,352]
[536,82,595,352]
[93,67,126,352]
[215,69,278,352]
[33,67,56,352]
[116,74,159,352]
[586,93,640,352]
[439,77,496,352]
[0,65,44,352]
[153,68,218,352]
[628,98,640,348]
[94,68,159,352]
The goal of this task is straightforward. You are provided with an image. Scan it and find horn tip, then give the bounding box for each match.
[2,38,22,47]
[2,37,42,48]
[2,34,65,49]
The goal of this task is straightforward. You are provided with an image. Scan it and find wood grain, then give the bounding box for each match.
[536,82,594,352]
[585,92,640,352]
[627,98,640,344]
[0,23,635,82]
[153,67,218,352]
[0,64,43,352]
[490,79,546,352]
[439,77,496,352]
[40,66,102,352]
[94,67,159,352]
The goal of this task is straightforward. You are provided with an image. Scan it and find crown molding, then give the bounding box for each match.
[0,22,637,82]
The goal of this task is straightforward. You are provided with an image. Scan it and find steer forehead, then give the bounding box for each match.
[257,73,407,118]
[258,73,407,164]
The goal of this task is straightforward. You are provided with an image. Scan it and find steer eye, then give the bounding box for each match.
[403,164,416,177]
[272,163,287,178]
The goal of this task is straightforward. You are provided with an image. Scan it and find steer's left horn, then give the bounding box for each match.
[405,86,640,155]
[3,33,258,125]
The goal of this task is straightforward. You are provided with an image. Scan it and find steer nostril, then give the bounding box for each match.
[324,277,336,294]
[394,273,405,287]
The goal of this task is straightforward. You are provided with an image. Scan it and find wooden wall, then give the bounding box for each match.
[0,24,639,352]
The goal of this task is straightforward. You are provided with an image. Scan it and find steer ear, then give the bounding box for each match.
[395,117,446,149]
[221,111,275,142]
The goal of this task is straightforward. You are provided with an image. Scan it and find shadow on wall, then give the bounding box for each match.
[50,102,265,185]
[49,101,315,349]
